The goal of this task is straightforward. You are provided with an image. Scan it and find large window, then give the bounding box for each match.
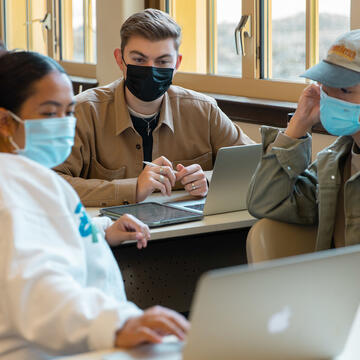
[267,0,350,81]
[0,0,96,76]
[163,0,355,102]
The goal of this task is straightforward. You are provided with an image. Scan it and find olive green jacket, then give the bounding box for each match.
[247,126,360,251]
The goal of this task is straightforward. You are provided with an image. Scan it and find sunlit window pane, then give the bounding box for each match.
[169,0,207,74]
[318,0,350,61]
[30,0,48,54]
[5,0,47,54]
[4,0,27,50]
[60,0,96,64]
[270,0,306,81]
[216,0,242,77]
[91,0,97,63]
[60,1,85,62]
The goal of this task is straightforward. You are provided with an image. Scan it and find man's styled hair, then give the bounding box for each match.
[120,9,181,53]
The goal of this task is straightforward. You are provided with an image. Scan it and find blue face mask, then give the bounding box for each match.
[320,87,360,136]
[8,112,76,168]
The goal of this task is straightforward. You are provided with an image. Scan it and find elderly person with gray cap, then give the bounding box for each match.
[247,29,360,251]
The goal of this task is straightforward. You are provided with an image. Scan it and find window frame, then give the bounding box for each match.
[160,0,358,103]
[56,0,96,77]
[0,0,96,78]
[0,1,4,41]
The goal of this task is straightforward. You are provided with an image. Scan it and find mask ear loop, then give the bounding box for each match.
[7,111,24,153]
[8,135,20,152]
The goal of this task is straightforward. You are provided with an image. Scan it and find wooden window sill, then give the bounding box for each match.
[206,92,327,135]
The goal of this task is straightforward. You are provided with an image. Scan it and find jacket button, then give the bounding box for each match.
[136,144,141,150]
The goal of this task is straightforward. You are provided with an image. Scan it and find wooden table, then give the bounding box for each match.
[87,192,256,312]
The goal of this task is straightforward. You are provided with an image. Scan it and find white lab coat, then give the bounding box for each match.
[0,153,142,360]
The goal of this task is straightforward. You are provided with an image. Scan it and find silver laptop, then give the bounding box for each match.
[104,246,360,360]
[183,245,360,360]
[169,143,262,215]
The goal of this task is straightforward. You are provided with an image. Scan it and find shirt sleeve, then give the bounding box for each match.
[54,102,138,207]
[266,131,308,152]
[91,216,114,238]
[247,126,319,225]
[1,208,142,355]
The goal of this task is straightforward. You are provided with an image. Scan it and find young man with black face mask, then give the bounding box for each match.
[55,9,254,207]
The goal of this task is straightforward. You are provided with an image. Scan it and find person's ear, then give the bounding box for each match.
[114,48,126,74]
[0,108,14,138]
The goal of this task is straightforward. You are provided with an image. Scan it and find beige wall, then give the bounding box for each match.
[236,122,335,161]
[96,0,144,85]
[351,1,360,29]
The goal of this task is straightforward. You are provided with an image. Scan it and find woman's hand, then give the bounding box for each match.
[105,214,150,249]
[114,306,190,348]
[285,84,321,139]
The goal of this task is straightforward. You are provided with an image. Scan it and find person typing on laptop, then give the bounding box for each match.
[54,9,254,207]
[247,30,360,251]
[0,51,189,360]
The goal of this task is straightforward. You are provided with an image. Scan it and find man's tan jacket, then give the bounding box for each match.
[55,79,254,206]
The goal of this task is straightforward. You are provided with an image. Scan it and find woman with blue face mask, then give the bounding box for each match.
[0,51,189,360]
[247,29,360,251]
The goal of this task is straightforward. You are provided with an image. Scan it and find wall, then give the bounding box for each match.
[351,1,360,29]
[96,0,144,85]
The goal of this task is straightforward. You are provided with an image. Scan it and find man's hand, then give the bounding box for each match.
[285,84,321,139]
[136,156,177,202]
[176,163,208,197]
[114,306,190,348]
[105,214,150,249]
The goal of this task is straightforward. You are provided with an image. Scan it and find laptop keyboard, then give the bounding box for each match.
[185,203,205,211]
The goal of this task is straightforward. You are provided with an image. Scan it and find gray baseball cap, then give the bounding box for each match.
[300,29,360,88]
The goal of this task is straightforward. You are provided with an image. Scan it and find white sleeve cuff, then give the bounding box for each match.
[88,301,143,351]
[91,216,114,237]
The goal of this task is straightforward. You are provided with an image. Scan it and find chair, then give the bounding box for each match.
[246,218,318,263]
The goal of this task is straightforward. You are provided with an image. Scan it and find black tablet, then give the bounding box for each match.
[99,202,203,228]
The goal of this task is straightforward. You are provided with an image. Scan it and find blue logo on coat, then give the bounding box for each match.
[75,202,100,243]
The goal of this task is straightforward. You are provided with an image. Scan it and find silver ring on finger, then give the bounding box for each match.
[159,174,165,183]
[191,182,197,191]
[159,166,164,175]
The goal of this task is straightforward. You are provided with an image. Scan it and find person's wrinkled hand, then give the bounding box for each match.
[285,84,321,139]
[136,156,177,202]
[105,214,150,249]
[176,163,208,197]
[114,306,190,348]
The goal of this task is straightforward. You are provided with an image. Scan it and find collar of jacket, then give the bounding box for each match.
[114,78,175,136]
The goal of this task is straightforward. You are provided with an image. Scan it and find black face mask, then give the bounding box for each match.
[123,61,174,102]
